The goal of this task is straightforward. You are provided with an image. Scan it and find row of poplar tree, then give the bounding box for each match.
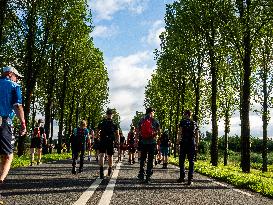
[143,0,273,173]
[0,1,108,153]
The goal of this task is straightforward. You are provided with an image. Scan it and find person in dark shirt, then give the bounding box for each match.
[70,120,89,174]
[97,109,120,179]
[176,110,199,185]
[30,119,47,166]
[159,129,170,169]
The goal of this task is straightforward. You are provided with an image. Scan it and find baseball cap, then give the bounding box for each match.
[146,107,155,114]
[2,66,23,78]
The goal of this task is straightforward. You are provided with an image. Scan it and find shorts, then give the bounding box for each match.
[128,146,136,153]
[99,140,114,155]
[0,123,14,155]
[30,137,43,149]
[160,146,169,157]
[120,143,127,151]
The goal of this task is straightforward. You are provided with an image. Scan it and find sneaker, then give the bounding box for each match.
[145,176,151,184]
[78,167,83,173]
[187,180,193,185]
[177,178,185,183]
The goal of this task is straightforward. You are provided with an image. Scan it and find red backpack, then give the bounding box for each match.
[33,127,40,138]
[140,118,154,139]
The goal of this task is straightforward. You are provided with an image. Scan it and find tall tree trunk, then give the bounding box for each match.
[207,21,218,166]
[240,0,251,173]
[57,64,69,153]
[224,109,230,166]
[0,0,8,52]
[262,55,268,172]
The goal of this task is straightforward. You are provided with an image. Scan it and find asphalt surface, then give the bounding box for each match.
[1,154,273,205]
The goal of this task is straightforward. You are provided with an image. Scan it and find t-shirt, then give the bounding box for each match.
[97,118,118,141]
[0,77,22,123]
[179,119,198,144]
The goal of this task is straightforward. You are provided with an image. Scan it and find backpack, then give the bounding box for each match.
[100,119,116,140]
[128,132,135,144]
[140,117,154,139]
[160,133,169,147]
[33,127,40,138]
[181,120,195,141]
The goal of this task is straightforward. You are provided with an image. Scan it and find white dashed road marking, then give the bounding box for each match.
[98,162,122,205]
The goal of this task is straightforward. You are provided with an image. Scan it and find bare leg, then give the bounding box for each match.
[37,148,42,163]
[30,148,35,165]
[0,154,13,182]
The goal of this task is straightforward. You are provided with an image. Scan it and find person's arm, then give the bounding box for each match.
[115,129,120,144]
[195,129,199,150]
[13,104,26,135]
[176,126,182,145]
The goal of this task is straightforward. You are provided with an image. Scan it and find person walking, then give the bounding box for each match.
[159,129,170,169]
[30,119,47,166]
[97,109,120,179]
[127,126,136,164]
[70,120,89,174]
[137,107,160,183]
[176,110,199,185]
[0,66,26,183]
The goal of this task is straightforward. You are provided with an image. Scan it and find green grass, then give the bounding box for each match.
[11,152,71,168]
[169,156,273,198]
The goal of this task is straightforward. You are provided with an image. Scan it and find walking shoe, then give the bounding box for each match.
[137,173,144,181]
[78,167,83,173]
[145,176,151,184]
[177,178,185,183]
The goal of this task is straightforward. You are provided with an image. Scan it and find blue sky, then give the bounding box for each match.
[87,0,272,138]
[88,0,176,135]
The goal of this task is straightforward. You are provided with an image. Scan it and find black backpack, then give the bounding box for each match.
[100,119,116,140]
[160,133,169,147]
[181,120,195,141]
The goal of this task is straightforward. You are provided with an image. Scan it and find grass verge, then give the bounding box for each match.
[11,152,71,168]
[169,157,273,198]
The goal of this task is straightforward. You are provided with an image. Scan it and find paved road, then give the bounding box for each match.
[1,155,273,205]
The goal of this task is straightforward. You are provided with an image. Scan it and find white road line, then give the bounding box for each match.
[233,188,253,197]
[212,181,253,197]
[73,178,102,205]
[98,162,122,205]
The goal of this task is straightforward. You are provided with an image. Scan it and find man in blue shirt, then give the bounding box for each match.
[0,66,26,183]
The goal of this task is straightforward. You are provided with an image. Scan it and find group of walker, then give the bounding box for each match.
[0,66,199,188]
[69,107,199,185]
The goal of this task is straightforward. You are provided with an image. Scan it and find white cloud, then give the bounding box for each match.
[89,0,148,20]
[106,51,155,134]
[142,20,165,48]
[92,25,118,38]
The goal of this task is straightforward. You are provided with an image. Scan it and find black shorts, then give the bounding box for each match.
[99,140,114,155]
[0,123,14,155]
[30,137,43,149]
